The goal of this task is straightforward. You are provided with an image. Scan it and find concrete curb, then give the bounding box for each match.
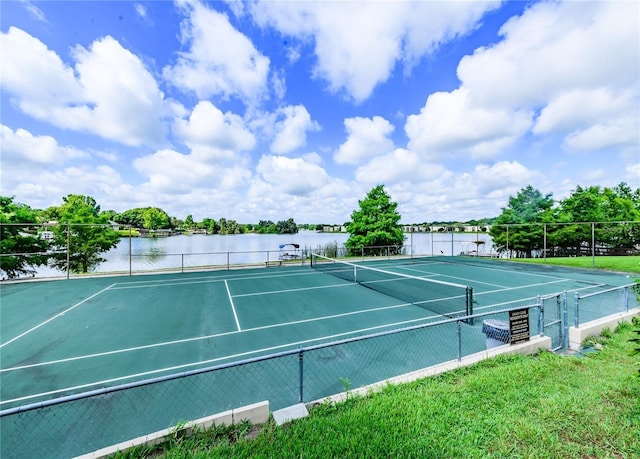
[75,400,269,459]
[569,308,639,350]
[308,336,553,406]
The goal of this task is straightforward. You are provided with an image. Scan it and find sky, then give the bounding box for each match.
[1,0,639,224]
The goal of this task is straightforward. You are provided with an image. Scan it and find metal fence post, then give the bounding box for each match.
[624,285,629,312]
[562,291,569,350]
[574,292,580,328]
[298,349,304,403]
[456,321,462,362]
[128,227,132,276]
[181,254,184,273]
[543,224,547,262]
[537,295,543,336]
[66,223,71,279]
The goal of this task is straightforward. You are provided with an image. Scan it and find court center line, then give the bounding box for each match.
[0,283,116,349]
[1,311,442,406]
[225,280,241,331]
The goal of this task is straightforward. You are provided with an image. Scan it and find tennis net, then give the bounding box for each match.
[310,253,473,320]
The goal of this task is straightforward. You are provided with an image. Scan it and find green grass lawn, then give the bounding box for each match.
[117,322,640,458]
[506,255,640,274]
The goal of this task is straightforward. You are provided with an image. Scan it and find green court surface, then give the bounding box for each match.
[1,256,635,412]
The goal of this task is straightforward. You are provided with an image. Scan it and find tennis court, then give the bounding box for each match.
[1,256,633,412]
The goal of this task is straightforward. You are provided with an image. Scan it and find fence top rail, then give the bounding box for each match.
[2,220,639,228]
[577,283,635,300]
[0,303,540,417]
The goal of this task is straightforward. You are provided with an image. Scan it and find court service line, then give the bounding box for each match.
[475,278,571,296]
[409,260,566,281]
[225,280,241,331]
[0,284,116,349]
[1,301,421,374]
[109,270,317,290]
[1,312,440,406]
[233,282,354,297]
[397,266,508,289]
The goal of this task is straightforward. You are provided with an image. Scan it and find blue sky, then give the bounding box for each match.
[2,0,639,224]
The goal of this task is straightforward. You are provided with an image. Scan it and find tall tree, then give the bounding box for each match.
[47,195,120,273]
[346,185,404,255]
[276,218,298,234]
[0,196,49,279]
[553,184,640,255]
[142,207,170,230]
[489,185,555,258]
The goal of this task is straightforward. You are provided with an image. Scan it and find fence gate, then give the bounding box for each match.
[540,292,566,351]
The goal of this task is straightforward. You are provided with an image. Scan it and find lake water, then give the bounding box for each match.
[38,231,495,276]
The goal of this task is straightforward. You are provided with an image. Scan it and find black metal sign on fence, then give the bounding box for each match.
[509,309,530,344]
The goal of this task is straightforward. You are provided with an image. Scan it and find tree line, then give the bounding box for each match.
[489,183,640,257]
[0,193,307,278]
[2,181,639,278]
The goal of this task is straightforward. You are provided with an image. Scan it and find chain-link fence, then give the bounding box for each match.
[1,305,540,459]
[2,221,638,280]
[574,283,637,328]
[489,220,640,260]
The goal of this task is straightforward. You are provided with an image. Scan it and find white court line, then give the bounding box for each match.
[225,280,241,331]
[0,301,420,374]
[109,270,317,290]
[233,282,354,297]
[397,265,509,289]
[403,259,565,281]
[475,278,571,296]
[0,284,115,349]
[0,308,438,406]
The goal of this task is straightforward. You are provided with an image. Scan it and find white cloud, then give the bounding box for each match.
[354,148,445,184]
[626,163,640,188]
[133,147,251,195]
[5,164,125,211]
[251,1,499,102]
[458,1,639,109]
[406,1,639,160]
[271,105,319,154]
[134,3,148,20]
[164,0,270,102]
[0,27,171,147]
[406,88,532,159]
[22,0,47,22]
[174,101,255,151]
[335,116,395,165]
[0,124,88,164]
[255,155,331,196]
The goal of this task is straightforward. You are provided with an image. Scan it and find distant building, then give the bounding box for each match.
[40,230,54,240]
[322,225,346,232]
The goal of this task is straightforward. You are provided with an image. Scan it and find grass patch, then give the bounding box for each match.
[509,255,640,274]
[119,326,640,458]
